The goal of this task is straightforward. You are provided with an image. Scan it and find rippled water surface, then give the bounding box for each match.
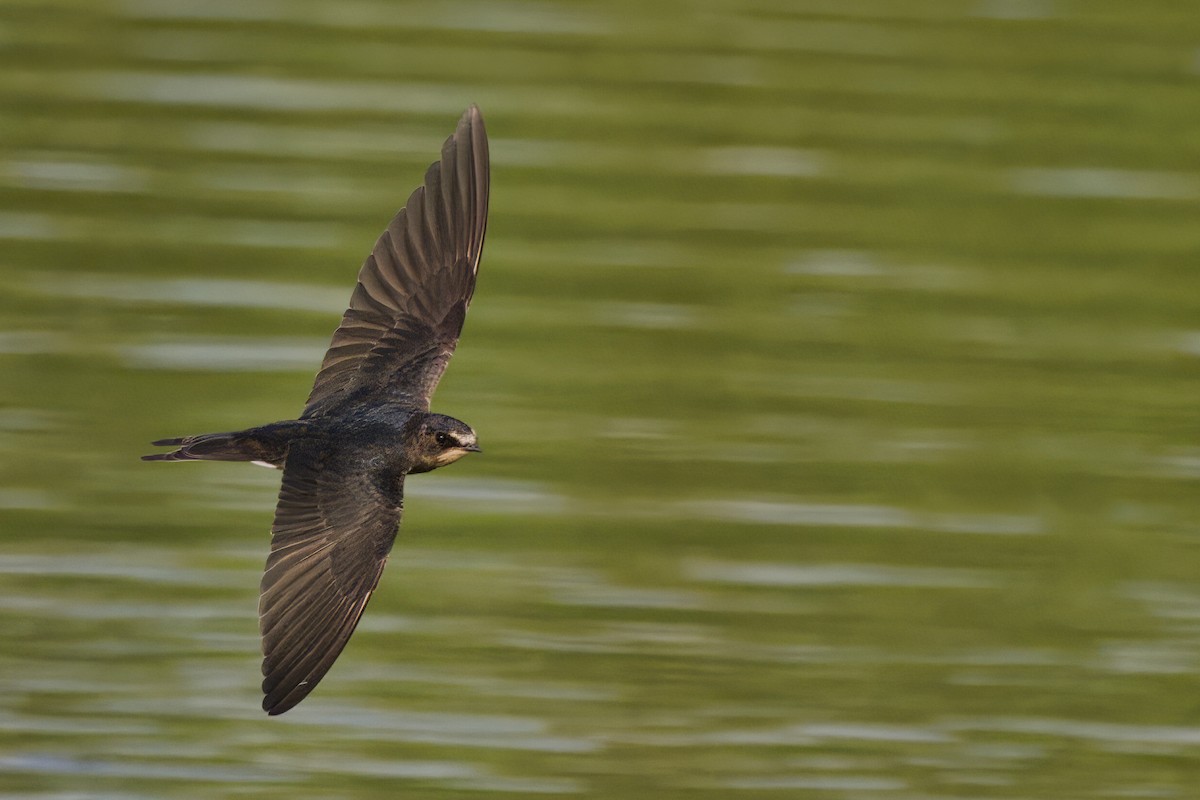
[2,1,1199,797]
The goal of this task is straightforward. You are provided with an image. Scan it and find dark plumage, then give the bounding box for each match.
[143,106,489,715]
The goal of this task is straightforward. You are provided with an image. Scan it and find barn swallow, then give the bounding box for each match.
[144,106,489,715]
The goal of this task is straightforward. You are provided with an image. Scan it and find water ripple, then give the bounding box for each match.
[720,775,907,791]
[0,552,249,588]
[1009,167,1200,200]
[33,274,346,312]
[0,753,281,783]
[121,338,326,371]
[704,146,825,178]
[5,156,146,193]
[285,706,602,753]
[409,477,571,514]
[948,717,1200,747]
[120,0,609,34]
[687,560,998,589]
[80,71,478,114]
[0,488,58,510]
[680,499,1043,535]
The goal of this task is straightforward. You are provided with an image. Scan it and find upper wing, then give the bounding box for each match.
[302,105,490,418]
[258,441,404,715]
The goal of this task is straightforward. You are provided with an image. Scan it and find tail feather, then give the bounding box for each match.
[144,421,302,465]
[142,431,255,463]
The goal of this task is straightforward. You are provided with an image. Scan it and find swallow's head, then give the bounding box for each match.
[408,413,481,473]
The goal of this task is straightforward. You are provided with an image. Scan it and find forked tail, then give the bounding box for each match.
[141,432,257,463]
[142,423,301,466]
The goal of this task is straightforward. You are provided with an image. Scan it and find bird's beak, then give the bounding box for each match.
[464,443,482,453]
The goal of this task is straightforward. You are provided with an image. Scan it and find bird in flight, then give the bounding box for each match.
[144,106,489,715]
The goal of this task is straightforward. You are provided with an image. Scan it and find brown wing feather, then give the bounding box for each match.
[302,105,489,418]
[258,441,404,715]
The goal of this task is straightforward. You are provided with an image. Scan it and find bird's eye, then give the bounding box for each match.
[434,432,453,447]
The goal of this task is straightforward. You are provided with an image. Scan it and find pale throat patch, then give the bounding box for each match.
[435,448,472,467]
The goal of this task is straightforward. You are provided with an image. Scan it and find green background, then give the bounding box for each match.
[1,0,1198,797]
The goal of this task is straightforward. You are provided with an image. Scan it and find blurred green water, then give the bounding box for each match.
[1,0,1199,797]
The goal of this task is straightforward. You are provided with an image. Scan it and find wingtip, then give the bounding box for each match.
[449,104,487,159]
[263,700,289,717]
[462,104,485,134]
[261,681,295,716]
[262,682,310,717]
